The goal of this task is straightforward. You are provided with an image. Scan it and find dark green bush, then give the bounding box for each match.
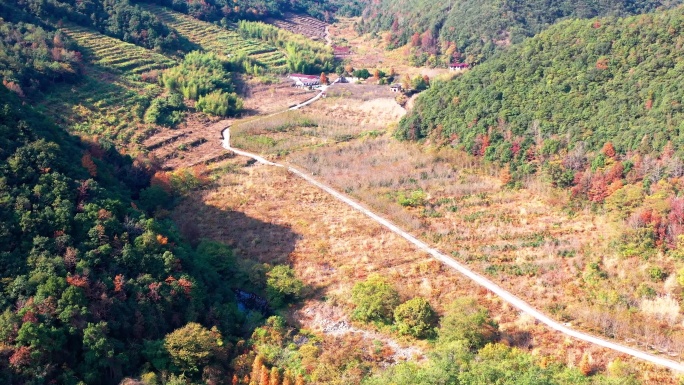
[438,297,498,350]
[266,265,304,308]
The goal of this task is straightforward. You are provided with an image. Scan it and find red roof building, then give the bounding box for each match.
[289,74,320,88]
[289,73,320,80]
[449,62,470,71]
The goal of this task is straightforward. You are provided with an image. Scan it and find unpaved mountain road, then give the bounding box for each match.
[216,92,684,374]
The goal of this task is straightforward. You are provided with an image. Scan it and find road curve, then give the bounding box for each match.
[219,131,684,373]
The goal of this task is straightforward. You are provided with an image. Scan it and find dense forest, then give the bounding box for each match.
[399,6,684,166]
[0,21,83,95]
[0,84,309,383]
[358,0,682,66]
[1,0,187,52]
[134,0,364,24]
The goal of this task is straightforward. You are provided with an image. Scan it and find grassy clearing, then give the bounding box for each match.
[147,5,288,72]
[288,134,684,358]
[230,109,374,156]
[37,73,158,145]
[230,92,404,156]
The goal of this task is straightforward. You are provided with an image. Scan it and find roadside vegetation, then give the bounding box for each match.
[183,154,666,383]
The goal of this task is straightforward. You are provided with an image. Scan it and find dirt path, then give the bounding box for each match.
[325,26,332,46]
[219,126,684,373]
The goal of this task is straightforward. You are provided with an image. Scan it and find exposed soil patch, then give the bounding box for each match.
[294,300,425,364]
[143,114,230,169]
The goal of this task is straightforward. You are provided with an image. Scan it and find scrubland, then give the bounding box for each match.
[173,155,676,382]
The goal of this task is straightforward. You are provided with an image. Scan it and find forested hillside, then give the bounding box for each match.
[358,0,681,65]
[399,7,684,162]
[0,21,83,95]
[0,80,314,383]
[400,6,684,258]
[134,0,364,24]
[1,0,187,52]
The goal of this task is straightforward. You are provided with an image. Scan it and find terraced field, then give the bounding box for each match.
[61,25,176,74]
[143,117,232,170]
[145,5,288,71]
[265,12,327,41]
[37,27,175,147]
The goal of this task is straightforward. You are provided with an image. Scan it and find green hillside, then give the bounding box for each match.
[0,87,268,384]
[32,25,175,146]
[359,0,681,65]
[1,0,187,52]
[134,0,364,22]
[400,7,684,160]
[398,6,684,261]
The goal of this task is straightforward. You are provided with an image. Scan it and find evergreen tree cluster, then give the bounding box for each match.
[161,51,244,116]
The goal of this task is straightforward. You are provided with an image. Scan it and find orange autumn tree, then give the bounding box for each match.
[260,364,269,385]
[81,153,97,177]
[270,367,280,385]
[251,355,264,384]
[601,142,616,158]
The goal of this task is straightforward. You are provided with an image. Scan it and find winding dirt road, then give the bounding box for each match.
[218,102,684,374]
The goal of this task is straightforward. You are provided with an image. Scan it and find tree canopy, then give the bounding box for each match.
[358,0,681,66]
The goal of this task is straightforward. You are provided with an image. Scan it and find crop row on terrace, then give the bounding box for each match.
[37,27,174,147]
[38,71,160,146]
[61,25,176,74]
[146,5,288,71]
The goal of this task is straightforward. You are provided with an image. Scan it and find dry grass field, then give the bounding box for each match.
[172,154,677,383]
[266,96,684,362]
[167,88,684,382]
[229,85,405,157]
